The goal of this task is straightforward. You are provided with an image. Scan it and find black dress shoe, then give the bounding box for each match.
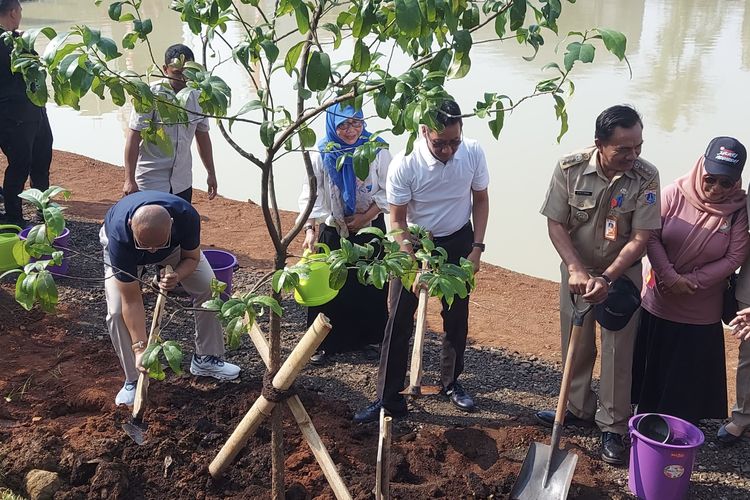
[353,399,408,424]
[310,349,327,366]
[717,424,744,445]
[601,432,627,465]
[445,382,475,412]
[535,409,594,428]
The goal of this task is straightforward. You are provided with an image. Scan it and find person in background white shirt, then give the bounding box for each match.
[353,99,490,423]
[122,44,217,203]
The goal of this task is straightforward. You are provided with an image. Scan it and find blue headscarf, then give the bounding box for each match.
[318,103,382,216]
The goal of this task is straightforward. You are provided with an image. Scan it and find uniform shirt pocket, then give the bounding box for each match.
[568,195,597,227]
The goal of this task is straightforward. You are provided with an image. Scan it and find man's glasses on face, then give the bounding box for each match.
[134,218,174,251]
[337,119,364,132]
[703,175,735,189]
[428,137,462,152]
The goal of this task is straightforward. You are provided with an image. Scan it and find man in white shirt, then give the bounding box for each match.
[122,44,217,203]
[354,100,490,423]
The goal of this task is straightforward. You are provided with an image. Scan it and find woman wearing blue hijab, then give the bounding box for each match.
[297,103,392,365]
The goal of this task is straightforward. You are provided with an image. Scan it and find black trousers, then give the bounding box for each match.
[172,187,192,203]
[377,222,473,407]
[1,109,53,219]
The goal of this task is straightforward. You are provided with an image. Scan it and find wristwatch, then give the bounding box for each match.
[132,340,146,352]
[303,223,315,233]
[600,274,613,288]
[472,242,486,252]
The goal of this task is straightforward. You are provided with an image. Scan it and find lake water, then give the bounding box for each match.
[21,0,750,280]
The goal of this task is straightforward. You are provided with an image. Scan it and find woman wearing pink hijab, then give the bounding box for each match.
[632,136,750,423]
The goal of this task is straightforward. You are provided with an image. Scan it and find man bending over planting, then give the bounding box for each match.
[100,191,240,406]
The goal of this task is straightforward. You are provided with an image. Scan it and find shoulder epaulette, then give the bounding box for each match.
[559,150,591,169]
[632,159,658,179]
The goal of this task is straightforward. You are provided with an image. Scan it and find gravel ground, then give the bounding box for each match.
[9,214,750,498]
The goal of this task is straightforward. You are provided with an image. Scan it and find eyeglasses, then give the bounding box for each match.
[428,138,462,151]
[703,175,736,189]
[134,218,174,251]
[336,120,364,132]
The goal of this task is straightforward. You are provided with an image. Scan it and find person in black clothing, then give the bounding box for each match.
[0,0,53,226]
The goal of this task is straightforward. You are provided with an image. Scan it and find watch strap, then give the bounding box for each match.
[472,242,486,252]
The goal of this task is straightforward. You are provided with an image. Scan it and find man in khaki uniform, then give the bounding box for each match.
[538,105,661,465]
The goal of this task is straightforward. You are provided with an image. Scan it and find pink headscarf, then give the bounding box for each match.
[670,156,746,269]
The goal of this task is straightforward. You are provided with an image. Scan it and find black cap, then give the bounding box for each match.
[704,136,746,182]
[595,276,641,331]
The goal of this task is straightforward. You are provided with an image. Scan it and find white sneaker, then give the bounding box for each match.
[190,354,241,381]
[115,381,137,406]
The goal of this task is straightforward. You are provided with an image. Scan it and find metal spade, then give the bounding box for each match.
[510,294,592,500]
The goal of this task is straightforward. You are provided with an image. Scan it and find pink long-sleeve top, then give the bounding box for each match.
[642,183,750,324]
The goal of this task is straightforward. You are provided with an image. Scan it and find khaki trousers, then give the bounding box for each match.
[559,263,641,434]
[100,226,225,382]
[732,301,750,428]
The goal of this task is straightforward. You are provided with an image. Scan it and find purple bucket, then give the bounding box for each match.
[19,226,71,276]
[203,249,237,298]
[629,413,704,500]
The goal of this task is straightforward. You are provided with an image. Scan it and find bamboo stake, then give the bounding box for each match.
[209,314,331,478]
[248,321,352,500]
[375,409,392,500]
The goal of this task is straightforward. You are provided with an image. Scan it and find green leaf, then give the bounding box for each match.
[142,344,162,371]
[564,41,595,71]
[220,298,246,319]
[488,103,505,139]
[449,52,471,79]
[96,37,121,61]
[14,272,34,310]
[510,0,527,31]
[162,340,184,375]
[18,189,45,210]
[260,40,279,64]
[328,266,348,290]
[247,295,283,317]
[395,0,422,37]
[284,41,305,76]
[42,206,65,236]
[148,360,166,381]
[453,30,472,54]
[293,1,311,35]
[352,40,371,72]
[594,28,627,60]
[201,298,223,312]
[356,226,386,239]
[225,316,246,350]
[306,51,331,91]
[299,128,316,148]
[374,91,392,119]
[108,1,123,21]
[260,121,277,148]
[494,10,508,37]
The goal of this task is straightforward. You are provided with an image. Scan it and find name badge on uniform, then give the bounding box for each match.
[605,216,618,241]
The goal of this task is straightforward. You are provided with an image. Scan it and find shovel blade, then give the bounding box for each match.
[510,442,578,500]
[122,421,148,445]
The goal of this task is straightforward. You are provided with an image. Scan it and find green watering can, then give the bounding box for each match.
[293,247,339,307]
[0,225,30,273]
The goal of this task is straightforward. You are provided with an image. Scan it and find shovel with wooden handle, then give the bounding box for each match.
[401,264,442,397]
[509,294,593,500]
[122,265,171,445]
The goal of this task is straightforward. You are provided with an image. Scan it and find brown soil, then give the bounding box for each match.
[0,150,748,499]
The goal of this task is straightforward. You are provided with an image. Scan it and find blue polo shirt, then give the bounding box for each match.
[104,191,200,282]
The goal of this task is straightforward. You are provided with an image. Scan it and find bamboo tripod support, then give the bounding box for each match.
[374,409,392,500]
[208,313,332,479]
[246,321,352,500]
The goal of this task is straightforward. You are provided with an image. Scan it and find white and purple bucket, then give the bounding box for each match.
[203,249,237,299]
[19,226,71,276]
[628,413,705,500]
